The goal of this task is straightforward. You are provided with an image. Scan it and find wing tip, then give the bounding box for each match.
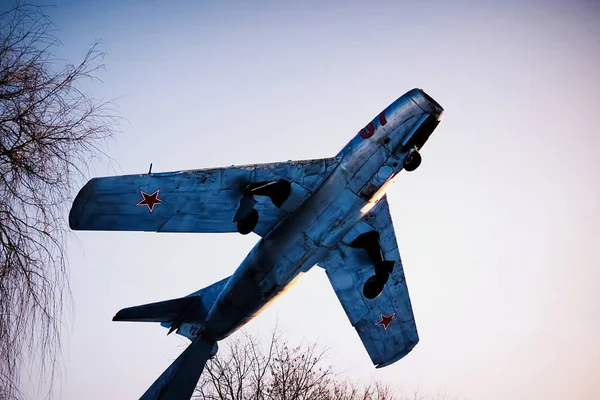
[374,339,419,369]
[69,178,97,230]
[112,308,129,322]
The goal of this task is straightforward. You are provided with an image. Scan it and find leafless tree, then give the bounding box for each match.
[194,329,458,400]
[195,330,337,400]
[0,3,116,398]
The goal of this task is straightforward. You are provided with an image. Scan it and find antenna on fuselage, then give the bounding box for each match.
[148,163,153,174]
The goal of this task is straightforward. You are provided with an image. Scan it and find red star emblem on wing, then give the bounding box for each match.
[375,313,395,330]
[136,189,162,213]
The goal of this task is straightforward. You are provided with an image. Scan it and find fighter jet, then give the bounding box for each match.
[69,88,444,399]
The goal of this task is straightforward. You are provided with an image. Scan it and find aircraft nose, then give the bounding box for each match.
[412,89,444,120]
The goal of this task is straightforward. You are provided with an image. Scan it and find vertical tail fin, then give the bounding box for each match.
[112,277,228,398]
[140,335,217,400]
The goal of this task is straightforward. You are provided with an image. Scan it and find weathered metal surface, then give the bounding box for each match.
[319,196,419,368]
[69,158,340,237]
[73,88,444,400]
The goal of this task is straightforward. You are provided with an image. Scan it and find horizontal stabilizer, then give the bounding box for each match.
[113,296,204,323]
[113,276,230,327]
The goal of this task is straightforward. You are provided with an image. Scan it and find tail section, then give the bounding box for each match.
[112,296,203,323]
[113,276,229,338]
[139,335,217,400]
[112,277,229,399]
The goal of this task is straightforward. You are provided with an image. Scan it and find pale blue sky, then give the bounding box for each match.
[15,0,600,399]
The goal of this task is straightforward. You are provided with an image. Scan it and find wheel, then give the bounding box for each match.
[363,274,387,299]
[403,149,422,171]
[237,209,259,235]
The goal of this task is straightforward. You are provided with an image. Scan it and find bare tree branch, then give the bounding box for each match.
[194,328,460,400]
[0,2,117,398]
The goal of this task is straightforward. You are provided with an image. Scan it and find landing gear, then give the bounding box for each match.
[233,179,292,235]
[363,259,394,299]
[403,147,422,171]
[233,193,257,235]
[236,209,259,235]
[349,231,395,300]
[363,274,388,299]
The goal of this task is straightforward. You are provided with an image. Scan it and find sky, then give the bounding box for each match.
[11,0,600,399]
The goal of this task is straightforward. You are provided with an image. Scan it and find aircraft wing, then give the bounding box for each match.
[319,196,419,367]
[69,158,340,237]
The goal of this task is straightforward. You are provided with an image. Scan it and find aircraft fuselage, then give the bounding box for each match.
[202,89,443,341]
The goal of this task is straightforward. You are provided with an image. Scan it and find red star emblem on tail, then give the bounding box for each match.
[375,313,395,330]
[136,189,162,213]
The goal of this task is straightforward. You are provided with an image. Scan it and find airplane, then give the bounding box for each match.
[69,88,444,399]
